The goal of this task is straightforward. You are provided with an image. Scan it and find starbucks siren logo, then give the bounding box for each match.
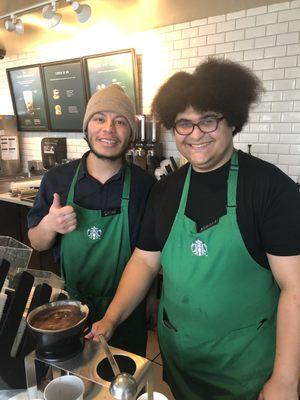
[191,239,208,256]
[87,226,102,240]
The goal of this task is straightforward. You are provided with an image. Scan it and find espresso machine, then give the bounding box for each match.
[41,137,67,170]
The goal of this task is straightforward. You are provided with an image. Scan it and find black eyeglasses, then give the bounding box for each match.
[174,115,224,136]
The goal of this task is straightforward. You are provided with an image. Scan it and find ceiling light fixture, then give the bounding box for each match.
[68,1,91,23]
[42,0,62,28]
[4,14,24,35]
[1,0,92,33]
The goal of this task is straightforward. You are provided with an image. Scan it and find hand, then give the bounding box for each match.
[258,376,299,400]
[85,317,116,342]
[46,193,77,234]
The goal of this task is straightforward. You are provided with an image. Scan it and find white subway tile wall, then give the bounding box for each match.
[0,1,300,182]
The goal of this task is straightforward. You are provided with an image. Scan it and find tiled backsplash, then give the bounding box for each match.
[1,1,300,182]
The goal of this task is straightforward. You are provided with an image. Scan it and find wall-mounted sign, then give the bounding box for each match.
[43,60,87,131]
[84,48,139,113]
[6,66,49,131]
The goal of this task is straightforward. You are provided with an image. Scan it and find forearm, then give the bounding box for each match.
[272,288,300,386]
[104,249,161,328]
[28,214,57,251]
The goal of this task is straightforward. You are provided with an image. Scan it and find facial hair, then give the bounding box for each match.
[84,135,129,162]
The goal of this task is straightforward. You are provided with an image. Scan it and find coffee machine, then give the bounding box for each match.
[0,115,21,176]
[41,138,67,170]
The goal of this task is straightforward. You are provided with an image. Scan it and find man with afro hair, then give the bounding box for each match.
[91,58,300,400]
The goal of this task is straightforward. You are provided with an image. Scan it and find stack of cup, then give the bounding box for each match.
[137,392,169,400]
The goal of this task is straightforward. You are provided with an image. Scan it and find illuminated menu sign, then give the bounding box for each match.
[43,61,86,131]
[7,66,48,131]
[85,50,138,112]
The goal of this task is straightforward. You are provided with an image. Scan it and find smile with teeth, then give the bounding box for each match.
[188,141,212,149]
[96,138,119,145]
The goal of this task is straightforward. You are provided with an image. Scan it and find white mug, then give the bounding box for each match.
[137,392,168,400]
[44,375,84,400]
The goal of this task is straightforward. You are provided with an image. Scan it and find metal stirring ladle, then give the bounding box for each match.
[98,334,137,400]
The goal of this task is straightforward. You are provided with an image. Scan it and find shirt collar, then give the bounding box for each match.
[78,151,127,183]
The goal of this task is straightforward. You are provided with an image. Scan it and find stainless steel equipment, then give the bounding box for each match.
[98,335,138,400]
[0,115,21,176]
[25,340,154,399]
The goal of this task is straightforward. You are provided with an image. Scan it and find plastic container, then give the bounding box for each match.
[0,236,32,280]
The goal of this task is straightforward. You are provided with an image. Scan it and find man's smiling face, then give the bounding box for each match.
[174,106,234,172]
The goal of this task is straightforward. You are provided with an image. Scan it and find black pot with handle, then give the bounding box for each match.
[26,300,90,361]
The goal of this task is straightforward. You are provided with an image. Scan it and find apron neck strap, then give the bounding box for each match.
[121,164,131,203]
[67,163,80,203]
[227,150,238,208]
[178,165,192,215]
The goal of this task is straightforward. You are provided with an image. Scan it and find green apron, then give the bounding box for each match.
[60,163,147,356]
[158,151,280,399]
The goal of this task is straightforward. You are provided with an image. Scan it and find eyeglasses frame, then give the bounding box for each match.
[173,115,225,136]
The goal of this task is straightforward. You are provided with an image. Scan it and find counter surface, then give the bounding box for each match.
[0,192,34,208]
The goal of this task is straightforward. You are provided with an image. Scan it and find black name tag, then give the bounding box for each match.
[101,208,121,217]
[198,218,219,233]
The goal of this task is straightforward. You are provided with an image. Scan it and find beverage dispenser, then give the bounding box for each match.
[0,115,21,176]
[127,115,163,175]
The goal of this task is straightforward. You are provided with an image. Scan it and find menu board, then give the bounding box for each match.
[85,49,139,112]
[43,60,86,131]
[7,66,48,131]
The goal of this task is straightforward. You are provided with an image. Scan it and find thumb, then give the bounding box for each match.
[51,193,61,209]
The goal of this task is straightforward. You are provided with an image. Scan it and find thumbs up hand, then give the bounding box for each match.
[47,193,77,234]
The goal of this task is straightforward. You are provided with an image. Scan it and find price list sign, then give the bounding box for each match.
[43,60,86,131]
[85,49,139,113]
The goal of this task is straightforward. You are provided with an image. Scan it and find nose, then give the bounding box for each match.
[189,124,205,139]
[102,117,114,133]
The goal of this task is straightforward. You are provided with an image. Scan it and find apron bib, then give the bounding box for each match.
[158,151,280,399]
[60,163,147,355]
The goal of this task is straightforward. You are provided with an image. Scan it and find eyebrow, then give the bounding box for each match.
[93,112,127,119]
[176,114,220,122]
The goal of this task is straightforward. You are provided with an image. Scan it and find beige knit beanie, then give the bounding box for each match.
[83,84,137,139]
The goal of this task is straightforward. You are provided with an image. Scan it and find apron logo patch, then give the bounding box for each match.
[191,239,208,256]
[87,226,102,240]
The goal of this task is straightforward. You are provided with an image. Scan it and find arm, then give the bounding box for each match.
[258,254,300,400]
[87,248,161,340]
[28,193,77,252]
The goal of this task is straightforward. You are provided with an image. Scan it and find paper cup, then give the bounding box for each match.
[44,375,84,400]
[137,392,168,400]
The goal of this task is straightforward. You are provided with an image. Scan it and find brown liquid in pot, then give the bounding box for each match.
[31,305,85,330]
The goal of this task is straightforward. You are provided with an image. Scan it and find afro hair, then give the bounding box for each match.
[151,57,264,135]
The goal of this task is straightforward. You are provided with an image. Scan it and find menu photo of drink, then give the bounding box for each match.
[84,48,139,113]
[42,60,87,131]
[6,65,49,131]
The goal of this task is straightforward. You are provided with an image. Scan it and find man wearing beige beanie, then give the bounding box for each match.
[28,84,155,355]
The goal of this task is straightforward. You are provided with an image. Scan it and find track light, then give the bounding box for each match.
[69,1,91,23]
[4,15,24,35]
[2,0,91,34]
[42,0,62,28]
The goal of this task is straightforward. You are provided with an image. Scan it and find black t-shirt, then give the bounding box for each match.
[28,152,155,262]
[137,150,300,269]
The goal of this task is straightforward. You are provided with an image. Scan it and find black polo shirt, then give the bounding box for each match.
[28,152,155,262]
[138,150,300,269]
